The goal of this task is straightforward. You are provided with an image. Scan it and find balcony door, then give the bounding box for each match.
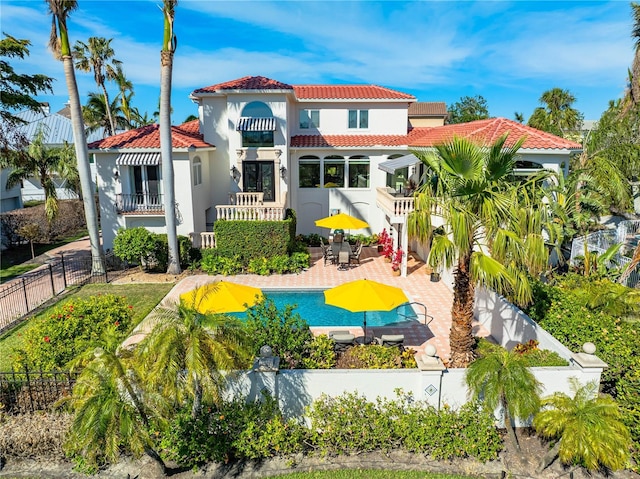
[242,161,275,202]
[132,165,160,205]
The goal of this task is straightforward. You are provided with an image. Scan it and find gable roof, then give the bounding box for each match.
[408,118,582,150]
[193,76,294,94]
[294,85,415,100]
[88,120,213,150]
[408,102,447,117]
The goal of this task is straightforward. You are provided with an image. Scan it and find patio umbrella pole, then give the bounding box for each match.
[363,311,367,343]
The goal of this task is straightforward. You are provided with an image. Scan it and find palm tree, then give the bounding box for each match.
[136,291,251,419]
[629,3,640,107]
[129,107,154,128]
[46,0,104,274]
[466,349,542,455]
[82,91,125,137]
[113,65,134,129]
[65,331,169,474]
[3,125,76,221]
[73,37,121,136]
[527,88,583,137]
[534,379,631,472]
[408,135,549,367]
[159,0,181,275]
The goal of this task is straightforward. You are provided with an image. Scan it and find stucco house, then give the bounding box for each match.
[89,76,582,275]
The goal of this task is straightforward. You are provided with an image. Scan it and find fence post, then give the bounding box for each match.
[21,278,29,315]
[60,252,67,289]
[48,263,55,297]
[25,365,34,413]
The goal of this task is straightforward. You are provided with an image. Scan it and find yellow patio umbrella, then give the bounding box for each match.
[314,212,369,231]
[180,281,263,314]
[324,279,408,340]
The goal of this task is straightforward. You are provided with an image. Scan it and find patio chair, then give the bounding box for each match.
[329,331,356,353]
[375,334,405,350]
[322,244,336,266]
[349,242,363,265]
[350,239,361,253]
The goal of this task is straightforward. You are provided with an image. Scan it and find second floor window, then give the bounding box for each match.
[300,109,320,129]
[192,157,202,186]
[348,109,368,129]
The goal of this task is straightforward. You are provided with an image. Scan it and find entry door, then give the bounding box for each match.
[242,161,275,202]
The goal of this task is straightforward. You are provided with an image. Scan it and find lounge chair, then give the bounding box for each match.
[375,334,405,350]
[329,331,356,352]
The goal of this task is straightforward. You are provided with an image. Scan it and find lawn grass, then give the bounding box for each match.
[0,282,174,370]
[270,472,478,479]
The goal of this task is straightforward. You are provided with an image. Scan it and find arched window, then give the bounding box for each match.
[299,155,320,188]
[324,155,344,188]
[192,156,202,186]
[238,101,275,147]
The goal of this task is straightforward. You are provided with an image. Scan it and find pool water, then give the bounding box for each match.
[232,289,417,327]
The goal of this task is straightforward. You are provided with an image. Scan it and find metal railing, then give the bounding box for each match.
[115,193,164,214]
[0,252,130,332]
[0,367,79,414]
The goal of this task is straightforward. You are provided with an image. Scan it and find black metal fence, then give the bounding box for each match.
[0,252,131,333]
[0,367,79,414]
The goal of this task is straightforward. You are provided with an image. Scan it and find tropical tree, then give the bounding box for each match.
[136,290,251,419]
[3,125,76,221]
[446,95,490,124]
[82,91,126,137]
[514,112,524,123]
[527,88,583,138]
[408,135,549,367]
[129,106,154,128]
[534,379,631,472]
[73,37,121,136]
[65,331,169,474]
[0,33,53,153]
[159,0,181,274]
[627,2,640,107]
[466,349,542,454]
[46,0,104,273]
[113,65,134,129]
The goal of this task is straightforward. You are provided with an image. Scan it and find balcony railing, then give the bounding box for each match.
[116,193,164,214]
[375,187,415,221]
[215,191,285,221]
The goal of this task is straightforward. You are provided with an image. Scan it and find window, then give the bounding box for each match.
[242,131,274,147]
[132,165,160,204]
[299,156,320,188]
[239,101,275,147]
[348,109,368,129]
[348,156,370,188]
[192,157,202,186]
[299,109,320,129]
[385,155,408,191]
[324,155,344,188]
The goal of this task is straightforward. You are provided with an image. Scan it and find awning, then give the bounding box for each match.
[115,152,161,166]
[378,153,419,174]
[237,117,276,131]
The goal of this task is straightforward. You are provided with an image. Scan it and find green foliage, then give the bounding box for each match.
[199,251,243,275]
[526,275,640,469]
[201,247,308,276]
[12,295,134,371]
[336,345,417,369]
[113,227,155,267]
[302,334,336,369]
[526,88,583,138]
[476,338,568,367]
[244,298,313,369]
[307,392,502,461]
[296,233,324,246]
[446,95,489,124]
[214,219,294,263]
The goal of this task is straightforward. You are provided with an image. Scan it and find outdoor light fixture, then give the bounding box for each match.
[114,169,120,181]
[280,165,287,179]
[230,165,241,183]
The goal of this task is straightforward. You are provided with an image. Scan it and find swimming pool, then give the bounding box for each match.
[232,289,418,327]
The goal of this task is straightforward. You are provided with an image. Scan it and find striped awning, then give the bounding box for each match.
[237,117,276,132]
[115,152,161,166]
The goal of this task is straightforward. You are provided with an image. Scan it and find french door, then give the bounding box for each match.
[242,161,275,202]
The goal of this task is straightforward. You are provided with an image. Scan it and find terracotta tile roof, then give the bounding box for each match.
[408,102,447,116]
[291,134,410,148]
[193,76,293,94]
[408,118,582,150]
[294,84,415,100]
[88,120,213,149]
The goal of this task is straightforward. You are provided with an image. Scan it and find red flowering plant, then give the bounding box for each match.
[378,229,395,260]
[391,248,404,271]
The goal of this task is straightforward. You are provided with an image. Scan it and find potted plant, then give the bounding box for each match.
[391,248,404,276]
[377,228,389,253]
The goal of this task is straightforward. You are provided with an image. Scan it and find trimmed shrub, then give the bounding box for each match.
[302,334,336,369]
[214,219,293,264]
[112,227,155,268]
[11,295,134,371]
[335,344,417,369]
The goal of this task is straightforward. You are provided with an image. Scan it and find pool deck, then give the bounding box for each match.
[137,246,489,363]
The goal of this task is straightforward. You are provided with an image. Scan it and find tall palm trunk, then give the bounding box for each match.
[160,50,180,275]
[449,252,476,367]
[100,82,116,136]
[62,55,104,274]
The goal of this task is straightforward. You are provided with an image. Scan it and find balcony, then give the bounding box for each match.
[375,187,415,223]
[215,192,286,221]
[116,193,164,215]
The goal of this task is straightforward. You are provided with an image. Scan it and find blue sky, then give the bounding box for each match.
[3,0,635,125]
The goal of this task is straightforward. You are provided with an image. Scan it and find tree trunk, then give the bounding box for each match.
[537,440,561,472]
[191,379,202,419]
[145,447,168,476]
[62,55,104,274]
[503,403,520,453]
[159,49,181,275]
[632,49,640,108]
[449,253,476,367]
[100,82,116,136]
